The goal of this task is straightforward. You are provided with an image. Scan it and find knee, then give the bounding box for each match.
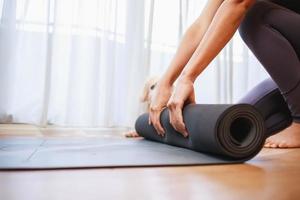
[239,1,273,44]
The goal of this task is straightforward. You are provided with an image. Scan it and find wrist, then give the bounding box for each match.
[179,71,197,83]
[158,76,174,87]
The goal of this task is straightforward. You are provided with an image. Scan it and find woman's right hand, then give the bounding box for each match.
[149,81,173,136]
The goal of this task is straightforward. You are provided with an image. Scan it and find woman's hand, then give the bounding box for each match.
[149,82,173,136]
[167,77,195,137]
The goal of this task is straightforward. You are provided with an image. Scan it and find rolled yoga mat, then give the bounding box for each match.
[135,104,266,162]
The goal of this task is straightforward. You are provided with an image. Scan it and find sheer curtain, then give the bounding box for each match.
[0,0,269,128]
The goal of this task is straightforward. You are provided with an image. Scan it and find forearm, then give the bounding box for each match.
[181,0,255,82]
[160,0,224,86]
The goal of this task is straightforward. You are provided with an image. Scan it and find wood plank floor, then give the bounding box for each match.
[0,127,300,200]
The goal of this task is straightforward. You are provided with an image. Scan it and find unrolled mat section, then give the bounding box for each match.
[135,104,266,162]
[0,136,264,169]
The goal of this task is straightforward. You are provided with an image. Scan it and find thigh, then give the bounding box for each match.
[264,1,300,57]
[268,0,300,14]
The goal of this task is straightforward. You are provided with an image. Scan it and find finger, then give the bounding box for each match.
[153,111,165,135]
[149,111,159,135]
[168,107,173,124]
[149,111,153,125]
[150,109,163,136]
[168,103,188,137]
[170,116,187,137]
[173,106,188,137]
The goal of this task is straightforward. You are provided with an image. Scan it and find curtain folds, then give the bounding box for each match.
[0,0,269,127]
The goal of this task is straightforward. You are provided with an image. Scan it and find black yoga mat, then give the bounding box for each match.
[0,105,267,169]
[135,104,266,163]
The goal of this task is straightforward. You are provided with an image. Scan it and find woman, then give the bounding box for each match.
[149,0,300,148]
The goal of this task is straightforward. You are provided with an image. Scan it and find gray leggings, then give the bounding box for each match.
[239,0,300,123]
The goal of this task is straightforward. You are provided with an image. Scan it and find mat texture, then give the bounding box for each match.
[0,137,250,169]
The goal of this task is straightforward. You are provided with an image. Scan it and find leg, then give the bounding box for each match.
[239,1,300,148]
[237,78,292,137]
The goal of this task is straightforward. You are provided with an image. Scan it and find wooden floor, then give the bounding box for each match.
[0,125,300,200]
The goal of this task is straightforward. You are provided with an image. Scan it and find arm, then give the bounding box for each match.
[167,0,256,136]
[181,0,255,82]
[160,0,225,86]
[149,0,225,135]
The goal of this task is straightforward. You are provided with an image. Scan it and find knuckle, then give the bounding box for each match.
[167,102,175,108]
[178,124,185,131]
[178,127,185,133]
[173,100,184,106]
[150,105,155,110]
[176,123,183,130]
[150,106,160,112]
[172,122,184,131]
[172,118,179,124]
[168,100,184,108]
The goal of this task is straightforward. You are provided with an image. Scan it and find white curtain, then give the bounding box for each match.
[0,0,269,128]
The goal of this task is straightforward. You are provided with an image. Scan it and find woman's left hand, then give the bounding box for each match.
[167,77,196,137]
